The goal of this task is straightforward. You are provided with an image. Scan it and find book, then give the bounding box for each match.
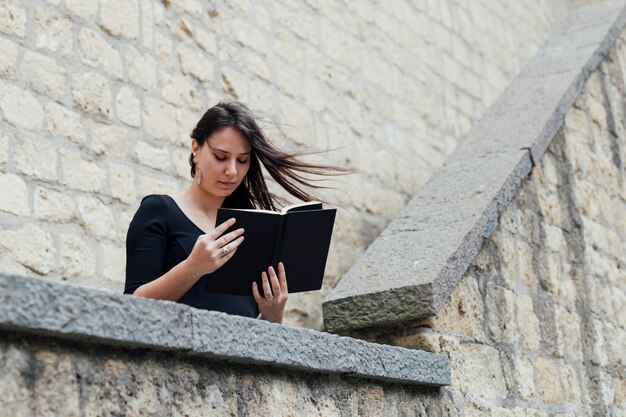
[204,202,337,296]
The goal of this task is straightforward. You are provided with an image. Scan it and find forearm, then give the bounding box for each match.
[133,259,202,302]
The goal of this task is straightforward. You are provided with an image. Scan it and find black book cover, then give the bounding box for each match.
[204,203,336,296]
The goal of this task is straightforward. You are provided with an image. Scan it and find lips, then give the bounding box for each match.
[218,181,237,187]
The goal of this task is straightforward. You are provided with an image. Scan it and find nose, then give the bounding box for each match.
[225,159,237,177]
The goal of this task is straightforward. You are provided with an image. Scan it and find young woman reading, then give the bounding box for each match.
[124,101,343,324]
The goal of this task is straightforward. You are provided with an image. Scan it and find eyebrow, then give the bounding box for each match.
[209,145,251,156]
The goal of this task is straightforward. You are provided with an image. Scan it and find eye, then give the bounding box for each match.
[214,154,226,161]
[237,158,249,164]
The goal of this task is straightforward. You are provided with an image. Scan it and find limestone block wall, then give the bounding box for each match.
[0,330,454,417]
[0,0,570,328]
[351,37,626,416]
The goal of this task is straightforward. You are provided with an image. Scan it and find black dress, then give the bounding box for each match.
[124,194,258,318]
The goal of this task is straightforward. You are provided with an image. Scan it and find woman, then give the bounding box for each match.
[124,101,342,324]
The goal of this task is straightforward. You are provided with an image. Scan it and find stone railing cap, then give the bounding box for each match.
[0,273,450,387]
[322,0,626,333]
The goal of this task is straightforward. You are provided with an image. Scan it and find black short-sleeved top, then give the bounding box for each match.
[124,194,258,318]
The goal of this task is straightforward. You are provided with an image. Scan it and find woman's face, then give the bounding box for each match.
[192,126,252,198]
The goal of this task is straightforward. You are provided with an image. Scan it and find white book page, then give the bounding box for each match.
[223,208,279,215]
[280,201,321,214]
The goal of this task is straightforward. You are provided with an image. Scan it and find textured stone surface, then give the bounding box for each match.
[0,273,450,387]
[0,81,44,130]
[349,21,626,415]
[0,0,576,331]
[323,1,626,333]
[0,173,29,216]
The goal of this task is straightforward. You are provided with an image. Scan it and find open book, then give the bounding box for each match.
[204,202,337,296]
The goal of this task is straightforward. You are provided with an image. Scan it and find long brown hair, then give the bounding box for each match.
[190,101,347,210]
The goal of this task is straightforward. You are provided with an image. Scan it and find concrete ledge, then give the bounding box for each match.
[323,0,626,333]
[0,273,450,387]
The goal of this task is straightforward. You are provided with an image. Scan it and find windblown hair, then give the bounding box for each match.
[189,101,346,211]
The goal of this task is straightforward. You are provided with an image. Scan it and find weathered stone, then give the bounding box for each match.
[34,6,73,56]
[76,196,117,240]
[517,240,537,291]
[0,273,450,386]
[512,356,536,401]
[135,140,171,172]
[0,133,7,167]
[0,173,29,216]
[534,356,563,404]
[45,102,86,145]
[428,275,484,338]
[34,187,75,222]
[537,251,561,296]
[172,148,191,179]
[176,109,198,146]
[179,46,213,82]
[60,148,107,193]
[138,174,181,197]
[59,234,96,280]
[0,0,26,37]
[109,163,136,204]
[602,321,626,371]
[125,46,157,91]
[535,293,559,356]
[485,282,517,344]
[160,70,202,110]
[65,0,98,20]
[14,137,57,181]
[154,31,173,68]
[231,19,266,52]
[305,393,341,417]
[615,377,626,406]
[115,86,141,127]
[193,26,216,55]
[139,0,154,49]
[0,225,55,274]
[71,72,113,117]
[100,0,139,39]
[21,51,67,100]
[0,36,18,76]
[101,244,125,283]
[77,28,123,78]
[555,306,583,362]
[516,293,541,351]
[494,230,518,286]
[220,66,245,99]
[90,122,131,158]
[143,98,178,143]
[0,81,44,130]
[560,364,583,405]
[460,343,507,399]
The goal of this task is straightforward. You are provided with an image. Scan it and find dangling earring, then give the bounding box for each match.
[193,154,202,186]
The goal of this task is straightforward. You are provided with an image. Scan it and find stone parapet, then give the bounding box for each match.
[0,273,450,387]
[323,0,626,332]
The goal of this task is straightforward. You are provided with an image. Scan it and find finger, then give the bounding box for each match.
[252,281,263,304]
[218,246,238,265]
[268,266,281,298]
[207,218,236,240]
[261,271,273,299]
[217,228,245,247]
[278,262,288,294]
[220,236,244,257]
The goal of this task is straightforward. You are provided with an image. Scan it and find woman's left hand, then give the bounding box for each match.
[252,262,288,324]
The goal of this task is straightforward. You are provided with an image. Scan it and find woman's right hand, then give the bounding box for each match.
[185,218,245,277]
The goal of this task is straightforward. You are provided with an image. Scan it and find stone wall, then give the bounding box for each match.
[0,0,570,328]
[351,33,626,416]
[0,330,454,417]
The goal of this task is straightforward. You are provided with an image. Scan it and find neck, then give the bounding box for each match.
[183,182,226,218]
